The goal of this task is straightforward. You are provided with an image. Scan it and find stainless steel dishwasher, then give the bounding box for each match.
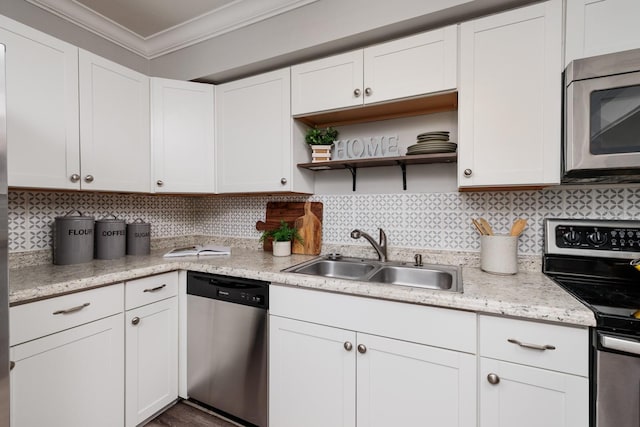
[186,271,269,427]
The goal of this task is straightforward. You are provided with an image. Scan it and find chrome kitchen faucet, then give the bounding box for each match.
[350,228,387,262]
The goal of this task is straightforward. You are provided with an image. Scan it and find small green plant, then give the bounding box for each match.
[305,126,339,145]
[259,220,304,243]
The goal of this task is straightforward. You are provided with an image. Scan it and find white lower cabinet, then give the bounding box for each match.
[125,273,179,427]
[478,315,589,426]
[269,285,477,427]
[10,313,124,427]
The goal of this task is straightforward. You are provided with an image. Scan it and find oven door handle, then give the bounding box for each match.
[601,335,640,356]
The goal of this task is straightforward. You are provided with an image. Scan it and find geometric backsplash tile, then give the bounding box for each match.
[10,187,640,255]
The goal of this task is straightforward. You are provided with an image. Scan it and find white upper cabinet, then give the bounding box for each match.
[216,68,312,194]
[79,49,150,192]
[458,0,562,188]
[0,16,80,190]
[565,0,640,65]
[151,78,215,193]
[291,25,457,116]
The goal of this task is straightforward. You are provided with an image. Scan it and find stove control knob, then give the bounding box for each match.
[588,231,607,246]
[563,230,581,244]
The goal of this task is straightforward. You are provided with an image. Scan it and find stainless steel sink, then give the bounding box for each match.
[367,266,454,290]
[289,259,377,280]
[283,256,463,292]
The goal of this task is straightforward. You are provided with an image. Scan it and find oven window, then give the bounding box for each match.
[590,85,640,154]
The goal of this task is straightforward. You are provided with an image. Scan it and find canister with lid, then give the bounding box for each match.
[127,219,150,255]
[95,215,126,260]
[53,210,95,265]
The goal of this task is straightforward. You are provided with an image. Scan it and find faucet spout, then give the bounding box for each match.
[350,228,388,262]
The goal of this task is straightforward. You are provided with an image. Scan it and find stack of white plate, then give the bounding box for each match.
[406,131,457,155]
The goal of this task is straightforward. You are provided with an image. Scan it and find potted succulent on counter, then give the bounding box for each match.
[305,126,339,162]
[260,220,303,257]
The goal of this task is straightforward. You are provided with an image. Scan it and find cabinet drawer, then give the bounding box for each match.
[10,283,124,346]
[125,272,178,310]
[479,315,588,376]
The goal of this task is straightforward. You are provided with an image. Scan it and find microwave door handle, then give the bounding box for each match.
[601,335,640,356]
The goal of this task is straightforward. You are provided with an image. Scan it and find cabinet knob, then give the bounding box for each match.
[280,178,287,185]
[357,344,367,354]
[344,341,353,351]
[156,180,164,187]
[364,87,372,96]
[131,317,140,326]
[487,373,500,385]
[353,88,362,98]
[463,169,473,177]
[70,174,80,183]
[84,174,94,183]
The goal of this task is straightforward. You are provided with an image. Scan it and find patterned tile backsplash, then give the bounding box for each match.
[9,187,640,255]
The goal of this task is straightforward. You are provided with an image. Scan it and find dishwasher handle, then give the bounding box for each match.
[187,271,269,309]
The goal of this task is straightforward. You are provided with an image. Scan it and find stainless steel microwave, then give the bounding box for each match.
[564,47,640,183]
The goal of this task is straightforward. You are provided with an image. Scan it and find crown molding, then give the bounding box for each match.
[25,0,319,59]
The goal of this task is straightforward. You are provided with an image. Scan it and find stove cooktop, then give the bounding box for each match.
[544,219,640,334]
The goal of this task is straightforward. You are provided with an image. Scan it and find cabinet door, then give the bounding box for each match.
[151,78,215,193]
[565,0,640,65]
[79,49,150,192]
[269,315,356,427]
[216,68,292,193]
[480,358,589,427]
[357,333,476,427]
[125,296,178,427]
[458,0,562,187]
[291,50,363,115]
[0,16,80,190]
[10,314,124,427]
[363,25,457,104]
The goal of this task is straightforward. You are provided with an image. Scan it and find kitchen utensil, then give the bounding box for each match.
[479,218,494,236]
[255,202,323,253]
[292,201,322,255]
[472,219,485,236]
[509,218,527,237]
[481,234,518,275]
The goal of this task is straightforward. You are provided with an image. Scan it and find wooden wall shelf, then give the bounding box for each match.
[298,152,457,191]
[294,91,458,128]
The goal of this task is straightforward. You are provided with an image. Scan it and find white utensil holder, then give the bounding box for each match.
[480,234,518,275]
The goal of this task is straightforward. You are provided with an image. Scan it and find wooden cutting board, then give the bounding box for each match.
[256,201,323,254]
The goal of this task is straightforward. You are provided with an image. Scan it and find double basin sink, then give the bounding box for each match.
[283,256,462,292]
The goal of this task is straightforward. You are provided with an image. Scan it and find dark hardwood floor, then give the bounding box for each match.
[144,401,239,427]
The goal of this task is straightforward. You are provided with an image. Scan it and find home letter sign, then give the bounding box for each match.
[333,135,399,160]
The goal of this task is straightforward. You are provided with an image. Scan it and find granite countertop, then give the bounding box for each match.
[8,247,596,327]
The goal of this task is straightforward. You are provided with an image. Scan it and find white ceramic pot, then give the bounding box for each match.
[272,240,292,257]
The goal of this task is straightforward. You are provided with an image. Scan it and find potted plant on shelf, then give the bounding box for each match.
[259,220,304,257]
[305,126,339,162]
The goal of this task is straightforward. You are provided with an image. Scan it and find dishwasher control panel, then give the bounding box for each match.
[187,271,269,309]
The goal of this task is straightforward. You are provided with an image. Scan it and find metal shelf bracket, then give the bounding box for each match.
[346,165,357,191]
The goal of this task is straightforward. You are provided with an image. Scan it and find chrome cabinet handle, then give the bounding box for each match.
[70,174,80,183]
[143,284,166,293]
[53,302,90,315]
[131,317,140,325]
[507,338,556,351]
[84,174,94,183]
[280,178,287,185]
[9,361,15,371]
[364,87,372,96]
[344,341,353,351]
[156,180,164,187]
[487,373,500,385]
[357,344,367,354]
[463,169,473,177]
[353,88,361,97]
